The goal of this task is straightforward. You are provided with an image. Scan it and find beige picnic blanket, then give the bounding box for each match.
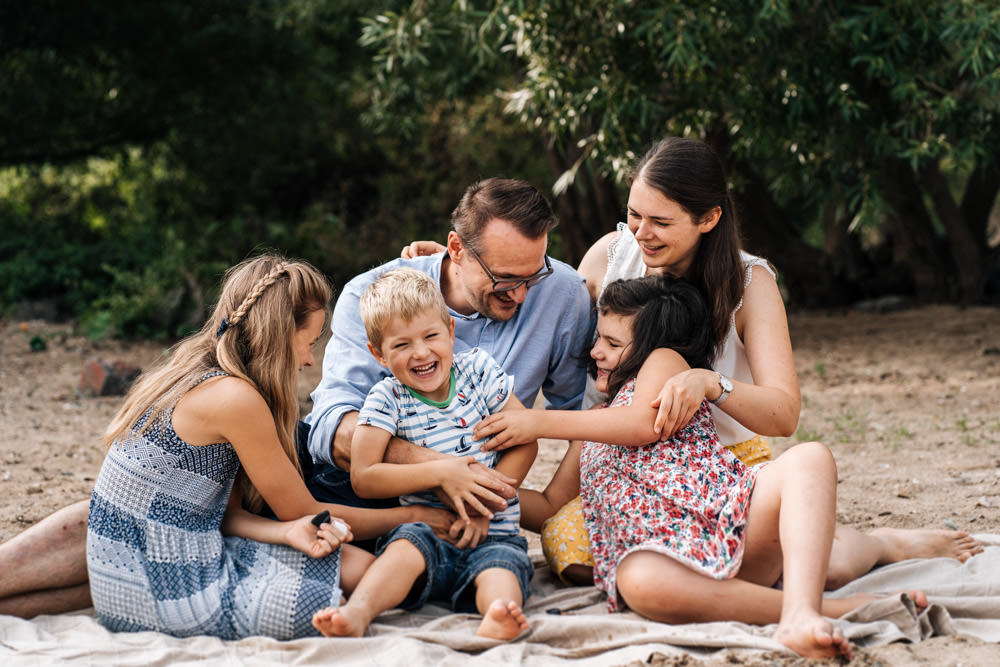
[3,535,998,665]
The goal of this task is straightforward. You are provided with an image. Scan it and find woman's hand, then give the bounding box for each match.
[284,514,352,558]
[649,368,712,437]
[401,240,446,259]
[475,410,539,451]
[436,456,514,524]
[449,516,490,549]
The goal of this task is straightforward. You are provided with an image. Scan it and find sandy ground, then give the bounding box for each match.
[1,304,998,665]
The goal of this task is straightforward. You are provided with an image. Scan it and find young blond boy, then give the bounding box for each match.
[312,268,537,640]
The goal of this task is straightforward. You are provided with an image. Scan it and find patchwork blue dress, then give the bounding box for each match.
[86,373,342,640]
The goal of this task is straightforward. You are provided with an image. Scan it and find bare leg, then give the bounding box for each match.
[338,544,375,597]
[0,584,92,618]
[473,569,528,640]
[826,525,984,589]
[0,499,91,617]
[618,443,862,659]
[312,539,424,637]
[617,551,876,623]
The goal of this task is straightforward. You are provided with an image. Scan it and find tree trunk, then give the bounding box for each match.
[727,159,839,307]
[960,159,1000,245]
[879,158,949,300]
[545,141,621,266]
[919,161,985,302]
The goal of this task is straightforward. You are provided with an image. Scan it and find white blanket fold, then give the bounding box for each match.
[3,536,998,665]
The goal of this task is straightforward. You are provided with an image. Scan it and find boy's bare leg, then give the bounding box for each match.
[826,525,983,589]
[312,539,424,638]
[0,499,91,617]
[473,568,528,640]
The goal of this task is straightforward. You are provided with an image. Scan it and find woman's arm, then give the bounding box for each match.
[650,265,801,437]
[724,264,801,435]
[478,348,686,448]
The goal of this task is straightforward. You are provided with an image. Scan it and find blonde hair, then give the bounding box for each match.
[103,254,333,512]
[360,268,450,351]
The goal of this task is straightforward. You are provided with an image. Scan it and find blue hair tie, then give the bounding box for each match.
[216,318,230,339]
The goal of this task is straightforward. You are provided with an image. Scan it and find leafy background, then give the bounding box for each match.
[2,0,998,339]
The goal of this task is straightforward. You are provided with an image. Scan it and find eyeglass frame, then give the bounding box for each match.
[458,236,554,294]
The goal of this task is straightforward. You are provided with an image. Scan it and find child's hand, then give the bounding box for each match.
[650,369,706,437]
[284,514,352,558]
[475,409,537,451]
[448,515,490,549]
[437,456,510,525]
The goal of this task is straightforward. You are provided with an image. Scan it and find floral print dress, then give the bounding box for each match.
[580,377,761,611]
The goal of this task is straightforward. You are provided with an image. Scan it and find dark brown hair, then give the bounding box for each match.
[631,137,744,351]
[598,274,714,400]
[451,177,558,251]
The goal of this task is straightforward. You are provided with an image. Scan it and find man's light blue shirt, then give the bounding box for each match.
[306,252,594,466]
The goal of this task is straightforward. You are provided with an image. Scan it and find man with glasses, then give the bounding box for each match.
[304,178,594,526]
[0,178,592,618]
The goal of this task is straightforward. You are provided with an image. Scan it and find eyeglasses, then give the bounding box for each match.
[461,239,553,294]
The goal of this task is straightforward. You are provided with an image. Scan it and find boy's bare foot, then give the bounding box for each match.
[312,606,368,638]
[905,589,928,611]
[822,589,929,619]
[871,528,983,564]
[774,610,852,659]
[476,599,529,641]
[821,592,880,618]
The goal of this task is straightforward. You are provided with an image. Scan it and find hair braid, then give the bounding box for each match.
[227,262,288,327]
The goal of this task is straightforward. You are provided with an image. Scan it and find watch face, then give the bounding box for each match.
[721,375,733,392]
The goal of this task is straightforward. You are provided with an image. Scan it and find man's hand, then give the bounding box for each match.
[409,505,460,543]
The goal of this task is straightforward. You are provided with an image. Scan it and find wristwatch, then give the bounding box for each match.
[711,372,733,405]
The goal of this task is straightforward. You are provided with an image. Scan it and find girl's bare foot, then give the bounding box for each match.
[774,610,852,659]
[312,606,368,637]
[476,599,529,640]
[871,527,983,564]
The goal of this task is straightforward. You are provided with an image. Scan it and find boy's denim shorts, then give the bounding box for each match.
[376,522,533,613]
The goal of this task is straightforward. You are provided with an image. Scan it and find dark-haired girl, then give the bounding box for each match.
[475,274,924,659]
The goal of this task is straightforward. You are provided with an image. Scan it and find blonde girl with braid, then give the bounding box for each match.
[86,254,448,640]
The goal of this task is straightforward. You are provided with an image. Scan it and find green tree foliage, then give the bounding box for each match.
[360,0,1000,304]
[0,0,550,336]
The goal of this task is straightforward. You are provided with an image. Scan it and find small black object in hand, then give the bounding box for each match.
[311,510,331,527]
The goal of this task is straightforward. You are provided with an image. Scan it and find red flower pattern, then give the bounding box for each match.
[580,377,761,612]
